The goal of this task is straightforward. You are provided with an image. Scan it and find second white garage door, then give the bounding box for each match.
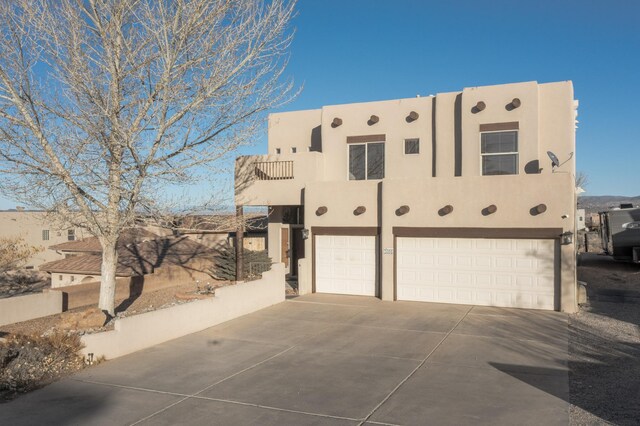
[396,237,556,310]
[315,235,376,296]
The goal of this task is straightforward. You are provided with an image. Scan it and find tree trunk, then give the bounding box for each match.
[236,205,244,282]
[98,239,118,317]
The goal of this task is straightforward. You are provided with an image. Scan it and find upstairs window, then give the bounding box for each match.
[481,131,518,175]
[404,138,420,154]
[42,230,50,241]
[349,142,385,180]
[68,229,75,241]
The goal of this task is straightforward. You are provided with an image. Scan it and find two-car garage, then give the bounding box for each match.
[312,228,559,311]
[395,236,557,310]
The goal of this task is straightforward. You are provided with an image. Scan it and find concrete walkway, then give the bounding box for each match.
[3,294,569,425]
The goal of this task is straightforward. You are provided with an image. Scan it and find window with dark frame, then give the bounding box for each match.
[349,142,385,180]
[481,131,518,175]
[404,138,420,154]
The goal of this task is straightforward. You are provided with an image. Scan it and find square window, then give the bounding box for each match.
[348,142,385,180]
[291,147,297,153]
[405,138,420,154]
[481,131,518,175]
[275,148,281,154]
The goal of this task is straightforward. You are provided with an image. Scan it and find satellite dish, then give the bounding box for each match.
[547,151,560,168]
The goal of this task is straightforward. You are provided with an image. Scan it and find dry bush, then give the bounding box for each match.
[0,332,85,400]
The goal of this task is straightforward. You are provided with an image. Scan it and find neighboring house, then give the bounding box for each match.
[0,209,87,269]
[236,80,579,312]
[41,229,213,288]
[576,208,586,231]
[586,212,601,229]
[176,215,268,251]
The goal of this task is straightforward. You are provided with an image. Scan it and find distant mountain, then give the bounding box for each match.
[578,195,640,213]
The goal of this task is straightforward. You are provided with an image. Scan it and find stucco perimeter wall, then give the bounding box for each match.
[81,263,285,360]
[0,291,63,327]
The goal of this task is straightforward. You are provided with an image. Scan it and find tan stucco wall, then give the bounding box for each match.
[0,212,88,269]
[0,291,64,327]
[297,173,577,311]
[51,273,97,288]
[235,152,324,206]
[321,97,435,181]
[268,109,322,154]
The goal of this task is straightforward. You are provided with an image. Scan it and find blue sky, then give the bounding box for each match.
[1,0,638,210]
[273,0,639,196]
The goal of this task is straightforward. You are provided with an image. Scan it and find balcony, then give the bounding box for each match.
[235,153,323,206]
[254,160,294,180]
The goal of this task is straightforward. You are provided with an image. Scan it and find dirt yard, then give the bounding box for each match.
[570,254,640,425]
[0,282,221,337]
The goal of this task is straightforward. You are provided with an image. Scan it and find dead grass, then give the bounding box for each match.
[0,332,85,401]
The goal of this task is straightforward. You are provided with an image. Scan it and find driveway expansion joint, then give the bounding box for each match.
[127,345,297,425]
[358,305,475,426]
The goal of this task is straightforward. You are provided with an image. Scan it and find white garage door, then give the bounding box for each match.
[315,235,376,296]
[397,237,556,310]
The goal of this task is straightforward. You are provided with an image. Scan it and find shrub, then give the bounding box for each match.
[0,332,85,401]
[211,244,271,281]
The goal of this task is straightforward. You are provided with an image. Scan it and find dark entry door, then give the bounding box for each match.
[291,227,305,277]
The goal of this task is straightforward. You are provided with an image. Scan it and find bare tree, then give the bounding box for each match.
[0,236,42,273]
[0,0,296,318]
[576,171,589,190]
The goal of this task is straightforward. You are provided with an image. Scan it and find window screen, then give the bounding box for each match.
[405,138,419,154]
[349,144,366,180]
[481,131,518,175]
[349,142,384,180]
[367,143,385,179]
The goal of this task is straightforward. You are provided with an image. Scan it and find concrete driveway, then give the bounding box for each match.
[3,294,569,425]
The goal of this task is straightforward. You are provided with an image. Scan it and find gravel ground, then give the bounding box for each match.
[571,254,640,425]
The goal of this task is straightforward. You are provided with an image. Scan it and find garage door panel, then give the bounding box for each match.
[315,235,376,296]
[397,237,556,310]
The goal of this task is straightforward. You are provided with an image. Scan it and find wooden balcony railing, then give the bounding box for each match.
[254,160,294,180]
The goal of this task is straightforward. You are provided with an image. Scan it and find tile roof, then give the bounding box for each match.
[49,228,160,253]
[41,236,213,276]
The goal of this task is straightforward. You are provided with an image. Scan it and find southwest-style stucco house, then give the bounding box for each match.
[235,81,579,312]
[0,209,88,269]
